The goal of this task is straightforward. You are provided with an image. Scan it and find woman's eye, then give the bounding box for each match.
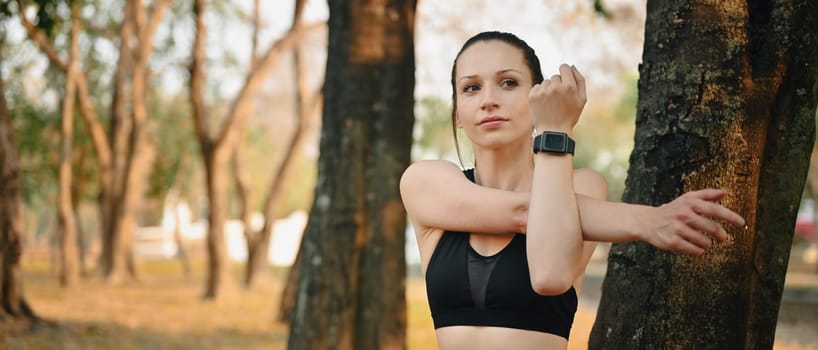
[463,84,479,93]
[501,79,518,88]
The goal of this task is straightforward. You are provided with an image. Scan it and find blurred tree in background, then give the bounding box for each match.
[14,0,173,284]
[4,0,323,300]
[0,33,39,332]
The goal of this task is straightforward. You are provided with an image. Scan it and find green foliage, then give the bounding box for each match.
[0,2,13,19]
[10,97,59,205]
[12,0,69,37]
[412,96,461,162]
[146,92,198,201]
[279,155,317,218]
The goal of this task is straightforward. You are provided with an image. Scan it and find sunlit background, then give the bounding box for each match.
[2,0,816,349]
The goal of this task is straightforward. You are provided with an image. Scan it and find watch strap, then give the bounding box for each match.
[533,131,575,155]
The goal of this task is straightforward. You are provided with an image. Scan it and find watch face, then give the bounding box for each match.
[543,133,567,152]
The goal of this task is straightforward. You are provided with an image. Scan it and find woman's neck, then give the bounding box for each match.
[472,139,534,192]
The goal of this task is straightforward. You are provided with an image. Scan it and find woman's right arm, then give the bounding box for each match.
[400,159,745,253]
[576,189,745,254]
[399,159,528,236]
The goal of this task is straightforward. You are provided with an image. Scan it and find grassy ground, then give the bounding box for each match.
[1,259,815,350]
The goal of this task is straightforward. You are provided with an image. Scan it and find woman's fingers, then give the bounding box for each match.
[676,209,727,242]
[651,189,748,255]
[558,64,575,87]
[687,188,726,201]
[685,192,746,227]
[664,230,707,255]
[571,65,586,101]
[530,64,585,131]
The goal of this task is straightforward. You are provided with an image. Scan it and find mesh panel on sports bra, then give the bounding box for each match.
[467,249,500,309]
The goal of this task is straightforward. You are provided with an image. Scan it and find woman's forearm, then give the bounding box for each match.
[575,194,649,242]
[526,153,583,295]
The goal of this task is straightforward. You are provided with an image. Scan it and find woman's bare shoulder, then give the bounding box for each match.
[401,160,464,191]
[403,159,462,176]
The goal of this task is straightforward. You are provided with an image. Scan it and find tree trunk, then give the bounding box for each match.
[202,151,232,298]
[57,4,81,287]
[233,0,261,255]
[287,0,416,348]
[231,140,254,245]
[190,0,231,300]
[16,0,169,283]
[245,4,320,287]
[106,0,169,283]
[100,0,135,281]
[189,0,315,299]
[0,50,38,331]
[589,1,818,349]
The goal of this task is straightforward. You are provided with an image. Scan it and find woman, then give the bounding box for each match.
[400,31,745,350]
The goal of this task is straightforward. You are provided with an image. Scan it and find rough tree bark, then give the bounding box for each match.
[287,0,416,348]
[0,50,38,332]
[189,0,317,299]
[589,1,818,349]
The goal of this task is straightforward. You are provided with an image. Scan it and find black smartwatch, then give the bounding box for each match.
[533,131,575,155]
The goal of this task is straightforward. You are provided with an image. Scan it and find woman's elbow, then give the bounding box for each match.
[530,272,573,296]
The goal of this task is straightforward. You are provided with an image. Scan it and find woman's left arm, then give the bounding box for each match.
[571,168,609,295]
[526,64,587,296]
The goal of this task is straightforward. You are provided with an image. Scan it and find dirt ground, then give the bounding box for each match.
[2,259,816,350]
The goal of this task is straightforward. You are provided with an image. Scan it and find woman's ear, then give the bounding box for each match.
[455,112,463,128]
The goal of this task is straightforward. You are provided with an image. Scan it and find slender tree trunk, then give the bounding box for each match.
[103,0,169,283]
[0,50,38,331]
[189,0,316,299]
[100,0,135,280]
[16,0,116,278]
[233,0,261,252]
[16,0,170,283]
[202,150,232,298]
[231,132,255,245]
[238,0,262,287]
[245,1,319,286]
[57,4,81,287]
[190,0,231,299]
[589,1,818,349]
[70,148,90,276]
[287,1,416,348]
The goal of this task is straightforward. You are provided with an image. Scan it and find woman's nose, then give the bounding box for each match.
[480,86,499,110]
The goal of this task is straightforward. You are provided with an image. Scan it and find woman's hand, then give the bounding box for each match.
[529,64,587,133]
[640,189,746,255]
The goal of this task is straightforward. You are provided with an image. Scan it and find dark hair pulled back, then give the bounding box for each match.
[449,31,544,166]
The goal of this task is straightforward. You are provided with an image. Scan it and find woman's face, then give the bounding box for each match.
[454,40,534,150]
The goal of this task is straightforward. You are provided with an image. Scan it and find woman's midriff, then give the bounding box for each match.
[435,325,568,350]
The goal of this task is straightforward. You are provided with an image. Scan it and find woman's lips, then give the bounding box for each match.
[478,116,508,128]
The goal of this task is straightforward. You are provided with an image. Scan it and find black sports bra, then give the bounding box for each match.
[424,169,577,339]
